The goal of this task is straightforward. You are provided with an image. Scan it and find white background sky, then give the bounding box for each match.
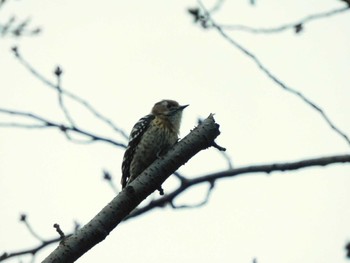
[1,0,350,262]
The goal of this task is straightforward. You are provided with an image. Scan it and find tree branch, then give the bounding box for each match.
[195,1,350,147]
[0,108,126,148]
[0,238,61,262]
[10,47,128,139]
[53,66,76,127]
[2,151,348,261]
[125,153,350,220]
[41,114,221,263]
[219,6,350,34]
[0,1,41,38]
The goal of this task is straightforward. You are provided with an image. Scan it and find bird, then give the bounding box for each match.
[121,99,188,194]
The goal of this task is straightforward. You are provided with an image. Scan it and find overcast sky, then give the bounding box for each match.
[1,1,350,263]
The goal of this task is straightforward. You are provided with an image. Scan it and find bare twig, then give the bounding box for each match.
[219,6,350,34]
[3,153,349,260]
[0,122,47,129]
[198,118,233,168]
[170,181,215,209]
[0,237,61,262]
[125,154,350,220]
[19,214,44,242]
[103,170,119,194]
[0,107,126,148]
[210,0,225,13]
[53,224,65,239]
[173,171,187,182]
[214,25,350,146]
[196,1,350,147]
[10,47,128,139]
[0,16,41,38]
[53,66,76,127]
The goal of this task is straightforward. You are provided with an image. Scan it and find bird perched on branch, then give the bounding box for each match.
[121,99,188,194]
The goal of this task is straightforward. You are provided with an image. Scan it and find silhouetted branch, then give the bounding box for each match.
[210,0,225,13]
[198,117,233,168]
[53,66,76,127]
[0,108,126,147]
[53,224,66,240]
[219,6,350,34]
[195,1,350,147]
[125,153,350,220]
[0,215,72,262]
[19,214,44,242]
[170,180,215,209]
[0,1,41,38]
[4,151,349,260]
[0,238,61,262]
[10,47,128,139]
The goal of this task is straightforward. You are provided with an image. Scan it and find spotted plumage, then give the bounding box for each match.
[121,100,188,192]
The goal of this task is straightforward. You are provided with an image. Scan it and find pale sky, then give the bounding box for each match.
[1,1,350,263]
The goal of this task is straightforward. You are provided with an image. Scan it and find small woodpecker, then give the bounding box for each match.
[121,99,188,194]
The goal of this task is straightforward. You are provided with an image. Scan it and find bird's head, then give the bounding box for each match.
[151,100,189,117]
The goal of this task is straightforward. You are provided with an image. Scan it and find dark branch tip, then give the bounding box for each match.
[54,66,63,77]
[158,187,164,196]
[187,7,201,22]
[53,223,65,239]
[19,213,27,222]
[212,141,226,151]
[294,23,303,34]
[103,170,112,181]
[0,252,8,260]
[11,46,19,57]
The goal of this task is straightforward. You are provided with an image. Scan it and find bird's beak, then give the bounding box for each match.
[178,104,189,111]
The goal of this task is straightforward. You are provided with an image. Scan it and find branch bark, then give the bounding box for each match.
[42,114,221,263]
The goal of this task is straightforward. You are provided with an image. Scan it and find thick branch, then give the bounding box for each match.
[42,115,221,263]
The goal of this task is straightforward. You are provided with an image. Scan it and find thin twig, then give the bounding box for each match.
[0,238,61,262]
[20,214,44,242]
[10,47,128,139]
[215,25,350,146]
[54,66,76,127]
[0,107,126,148]
[197,1,350,147]
[210,0,225,13]
[53,224,65,239]
[219,6,350,34]
[170,181,215,209]
[0,15,41,38]
[125,154,350,220]
[0,122,48,129]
